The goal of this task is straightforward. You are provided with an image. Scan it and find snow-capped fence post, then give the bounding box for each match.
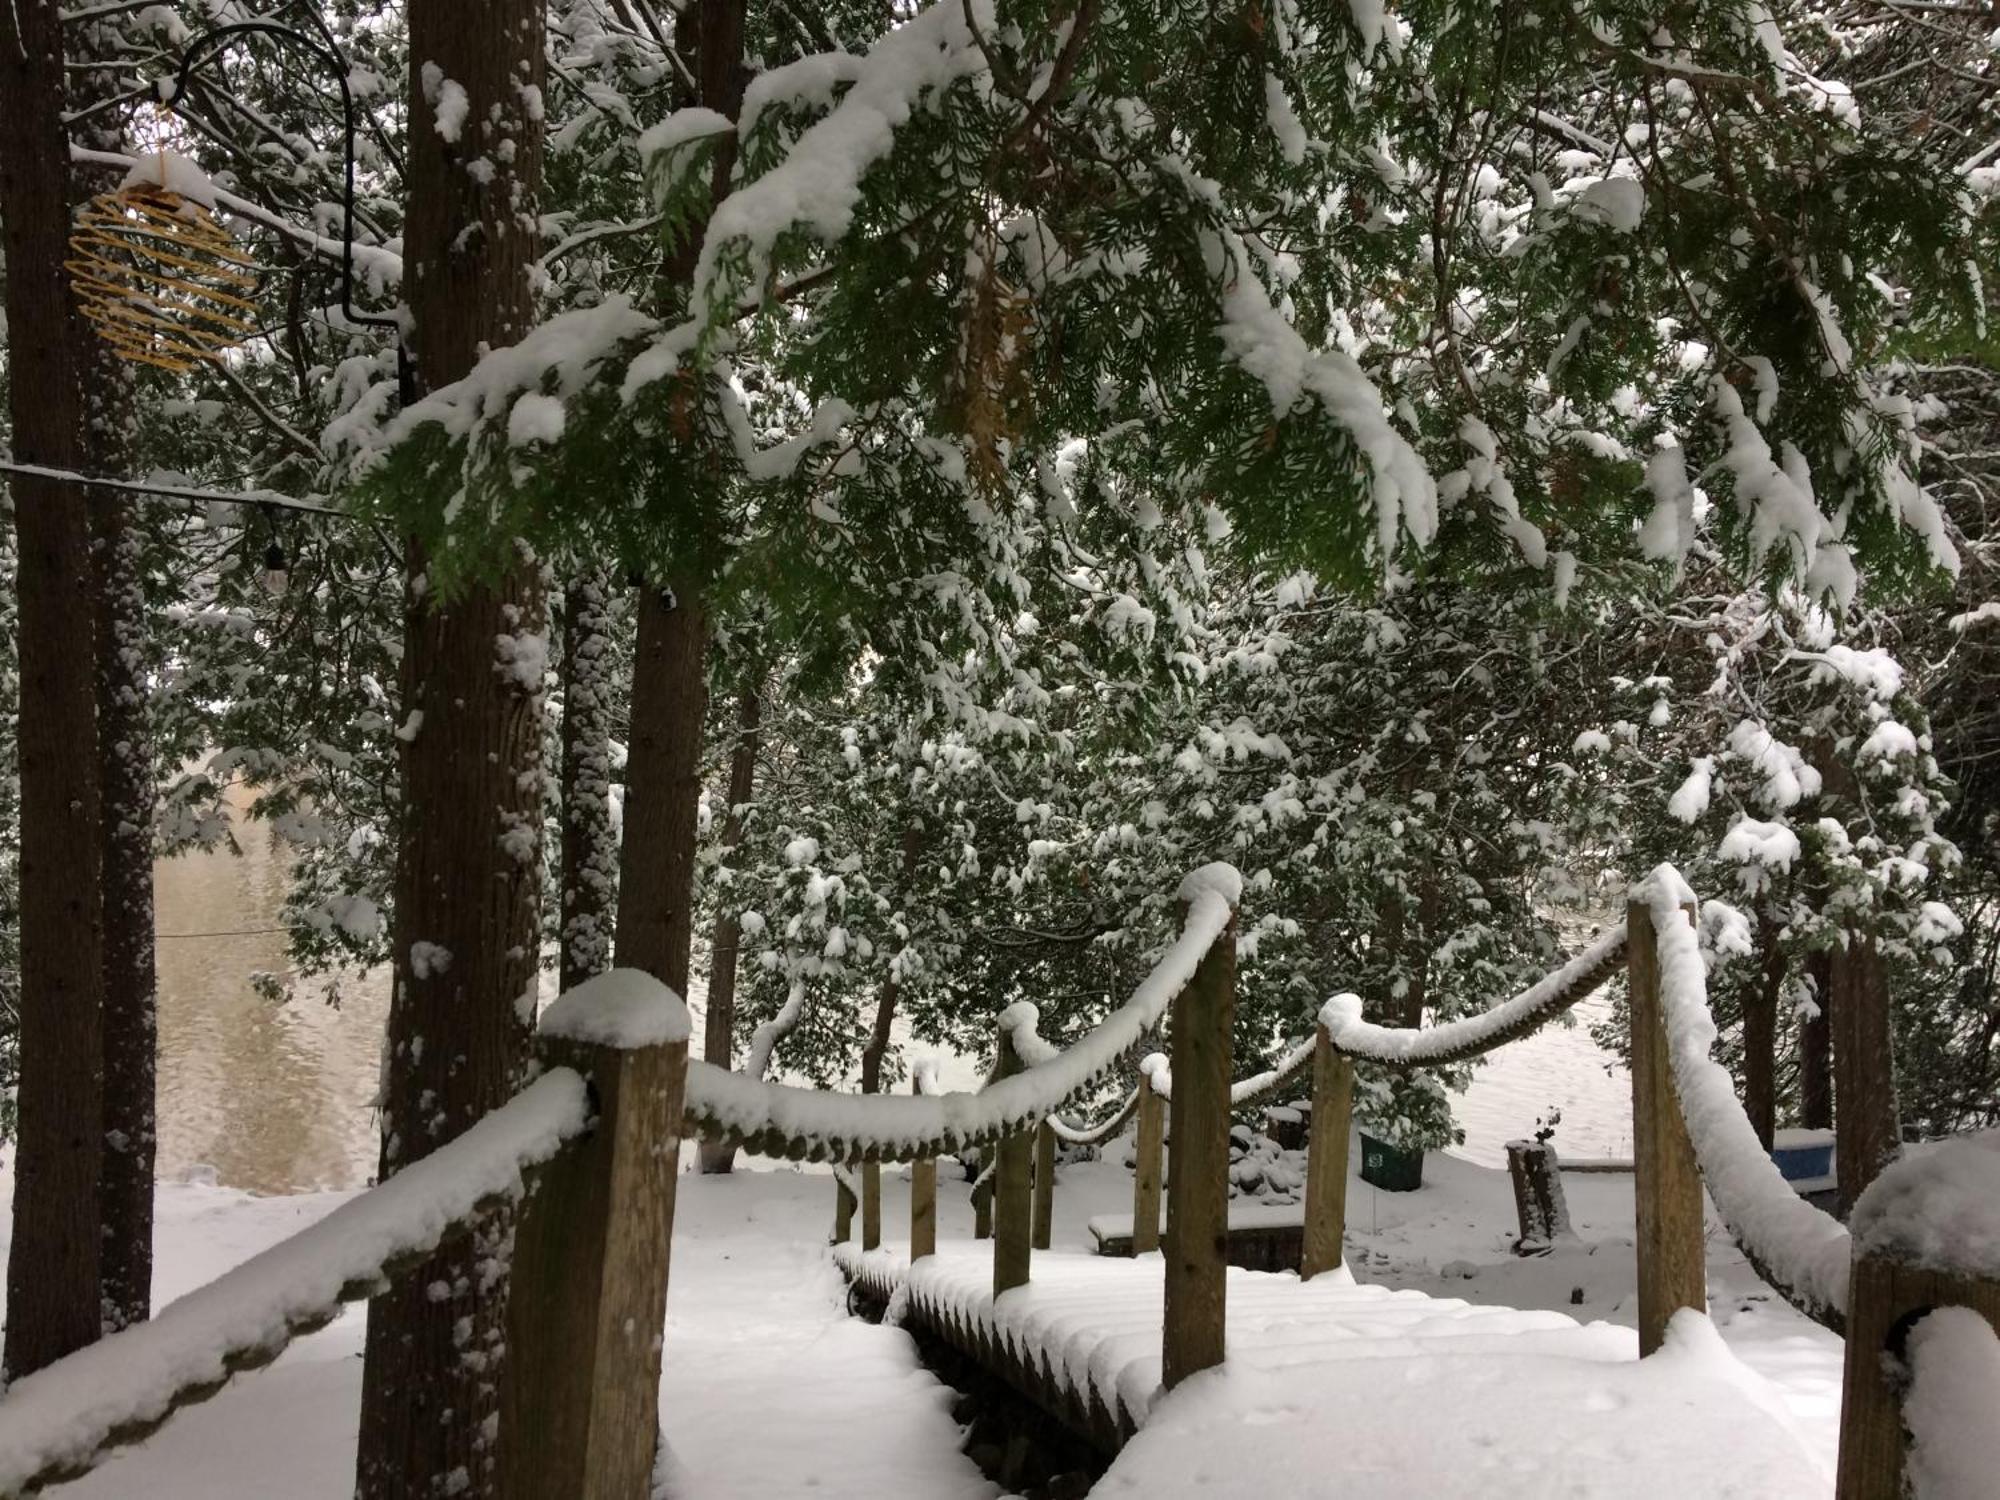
[861,1159,883,1252]
[1834,1144,2000,1499]
[993,1022,1035,1297]
[1300,1019,1353,1280]
[1032,1120,1057,1250]
[1131,1062,1167,1255]
[911,1074,938,1261]
[1162,901,1236,1389]
[501,972,690,1500]
[1627,896,1706,1357]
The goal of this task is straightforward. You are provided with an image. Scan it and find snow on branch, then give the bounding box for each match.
[0,1070,591,1496]
[681,864,1242,1162]
[1318,927,1628,1068]
[1637,865,1852,1329]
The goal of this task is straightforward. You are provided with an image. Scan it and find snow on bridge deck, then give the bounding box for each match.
[837,1241,1835,1498]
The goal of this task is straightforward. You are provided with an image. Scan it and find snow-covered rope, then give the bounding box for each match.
[0,1069,590,1496]
[1134,1034,1314,1110]
[1046,1087,1141,1147]
[1638,866,1851,1330]
[1904,1307,2000,1500]
[681,864,1242,1163]
[1318,926,1628,1068]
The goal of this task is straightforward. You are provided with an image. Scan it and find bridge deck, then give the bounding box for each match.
[837,1241,1835,1498]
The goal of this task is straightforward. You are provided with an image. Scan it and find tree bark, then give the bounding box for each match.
[697,677,761,1174]
[558,569,620,994]
[355,3,547,1494]
[0,0,109,1381]
[1742,917,1784,1153]
[87,345,156,1336]
[615,586,709,993]
[1831,937,1901,1216]
[1800,951,1834,1132]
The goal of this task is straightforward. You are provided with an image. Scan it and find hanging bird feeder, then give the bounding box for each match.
[66,143,260,374]
[65,12,401,378]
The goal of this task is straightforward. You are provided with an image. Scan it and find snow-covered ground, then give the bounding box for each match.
[0,1128,1844,1498]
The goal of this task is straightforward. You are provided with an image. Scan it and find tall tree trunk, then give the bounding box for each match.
[0,0,109,1381]
[87,349,156,1335]
[558,568,620,993]
[1800,951,1834,1132]
[1831,937,1901,1216]
[614,0,746,998]
[697,677,762,1174]
[1742,917,1784,1152]
[616,586,710,993]
[355,3,547,1494]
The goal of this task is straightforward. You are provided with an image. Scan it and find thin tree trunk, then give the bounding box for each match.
[1742,917,1784,1153]
[0,0,109,1381]
[355,3,547,1494]
[1831,936,1901,1216]
[1800,951,1834,1132]
[616,586,709,993]
[559,568,620,993]
[698,678,762,1174]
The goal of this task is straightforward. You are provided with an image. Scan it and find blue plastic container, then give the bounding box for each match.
[1770,1128,1835,1183]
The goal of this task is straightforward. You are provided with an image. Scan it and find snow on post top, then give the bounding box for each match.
[1850,1131,2000,1281]
[539,968,692,1050]
[1176,861,1244,911]
[1631,861,1699,915]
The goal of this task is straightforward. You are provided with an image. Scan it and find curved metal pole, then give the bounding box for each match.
[160,17,399,337]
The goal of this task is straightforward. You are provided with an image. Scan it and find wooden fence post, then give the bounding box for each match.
[833,1173,857,1244]
[911,1075,937,1261]
[1163,909,1234,1389]
[1132,1068,1166,1255]
[1032,1120,1057,1251]
[1627,898,1706,1356]
[1300,1022,1352,1280]
[993,1024,1033,1297]
[972,1169,993,1240]
[502,974,690,1500]
[861,1159,882,1252]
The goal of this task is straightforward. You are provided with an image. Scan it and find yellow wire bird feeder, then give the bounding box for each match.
[66,147,260,374]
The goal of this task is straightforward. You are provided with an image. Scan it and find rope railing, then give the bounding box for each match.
[1634,868,1851,1332]
[1319,926,1629,1070]
[682,863,1243,1164]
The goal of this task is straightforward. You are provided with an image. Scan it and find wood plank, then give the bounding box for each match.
[1627,898,1706,1356]
[1300,1025,1352,1279]
[1163,911,1234,1389]
[1032,1120,1056,1251]
[1131,1078,1164,1255]
[501,1031,688,1500]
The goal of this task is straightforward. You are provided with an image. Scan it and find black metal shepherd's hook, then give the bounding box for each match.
[161,7,411,398]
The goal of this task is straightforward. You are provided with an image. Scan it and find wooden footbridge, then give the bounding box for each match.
[0,864,1993,1497]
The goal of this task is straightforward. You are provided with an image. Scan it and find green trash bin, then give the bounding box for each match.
[1359,1132,1424,1192]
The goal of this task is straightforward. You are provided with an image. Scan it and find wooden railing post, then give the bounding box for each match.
[861,1158,883,1252]
[502,973,690,1500]
[1032,1120,1057,1250]
[1163,907,1234,1389]
[1131,1065,1166,1255]
[832,1173,857,1244]
[972,1169,993,1240]
[1300,1020,1352,1280]
[911,1074,937,1261]
[993,1021,1034,1296]
[1627,897,1706,1356]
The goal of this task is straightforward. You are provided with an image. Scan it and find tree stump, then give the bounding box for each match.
[1505,1140,1572,1256]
